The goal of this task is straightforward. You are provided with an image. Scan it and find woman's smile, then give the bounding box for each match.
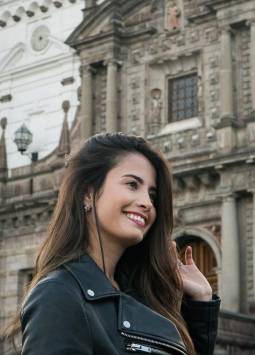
[123,212,147,227]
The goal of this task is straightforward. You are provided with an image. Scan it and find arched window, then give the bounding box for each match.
[176,236,218,294]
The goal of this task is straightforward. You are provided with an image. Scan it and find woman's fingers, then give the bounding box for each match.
[185,245,195,265]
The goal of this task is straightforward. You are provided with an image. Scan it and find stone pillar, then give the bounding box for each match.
[221,194,240,311]
[105,60,118,132]
[250,20,255,113]
[220,26,234,119]
[251,191,255,309]
[80,64,93,139]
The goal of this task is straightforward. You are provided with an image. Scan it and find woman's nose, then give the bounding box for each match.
[137,193,153,210]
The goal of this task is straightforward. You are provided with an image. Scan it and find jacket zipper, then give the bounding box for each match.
[126,342,171,354]
[121,331,187,355]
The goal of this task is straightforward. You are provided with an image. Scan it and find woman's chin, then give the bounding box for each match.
[122,233,145,248]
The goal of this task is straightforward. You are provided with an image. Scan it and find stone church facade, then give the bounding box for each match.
[1,0,255,354]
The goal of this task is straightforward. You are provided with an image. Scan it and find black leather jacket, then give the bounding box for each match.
[21,255,220,355]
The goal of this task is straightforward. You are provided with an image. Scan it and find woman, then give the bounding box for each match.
[4,133,220,354]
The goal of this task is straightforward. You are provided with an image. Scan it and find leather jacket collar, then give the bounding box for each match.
[63,254,120,301]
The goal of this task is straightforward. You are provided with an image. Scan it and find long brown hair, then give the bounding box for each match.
[2,133,194,354]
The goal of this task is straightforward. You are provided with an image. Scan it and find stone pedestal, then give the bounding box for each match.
[221,194,240,312]
[105,60,118,132]
[220,26,234,119]
[80,65,93,140]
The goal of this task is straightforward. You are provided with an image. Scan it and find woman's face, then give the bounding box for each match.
[87,153,157,249]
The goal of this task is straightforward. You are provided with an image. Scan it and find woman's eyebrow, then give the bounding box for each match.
[121,174,157,192]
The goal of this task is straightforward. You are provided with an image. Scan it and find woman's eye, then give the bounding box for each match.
[127,181,138,189]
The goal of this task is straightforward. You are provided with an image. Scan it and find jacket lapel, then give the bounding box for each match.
[63,254,120,301]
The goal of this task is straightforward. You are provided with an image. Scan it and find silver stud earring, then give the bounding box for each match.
[84,204,92,213]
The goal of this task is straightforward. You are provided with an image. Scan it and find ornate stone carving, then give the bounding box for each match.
[209,72,219,85]
[210,91,219,102]
[211,107,220,119]
[130,77,140,89]
[148,44,158,55]
[209,56,219,68]
[165,2,182,31]
[177,35,185,46]
[190,30,199,43]
[191,133,200,146]
[163,141,172,153]
[205,27,219,43]
[149,88,163,135]
[132,93,140,105]
[131,49,143,64]
[159,38,171,52]
[176,136,184,149]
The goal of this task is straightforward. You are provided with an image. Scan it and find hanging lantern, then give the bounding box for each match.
[14,123,33,153]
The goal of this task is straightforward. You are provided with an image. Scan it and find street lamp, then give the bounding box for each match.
[14,123,38,161]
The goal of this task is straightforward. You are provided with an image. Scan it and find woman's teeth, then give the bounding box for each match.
[125,213,145,226]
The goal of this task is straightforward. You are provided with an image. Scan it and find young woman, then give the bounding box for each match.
[4,133,220,354]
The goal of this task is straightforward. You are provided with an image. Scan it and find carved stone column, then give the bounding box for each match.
[80,64,93,139]
[105,60,118,132]
[221,193,240,312]
[220,26,234,119]
[250,20,255,112]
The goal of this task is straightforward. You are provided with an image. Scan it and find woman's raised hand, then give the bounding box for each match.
[173,242,213,301]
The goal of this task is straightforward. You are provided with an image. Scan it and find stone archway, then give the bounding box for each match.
[173,227,221,294]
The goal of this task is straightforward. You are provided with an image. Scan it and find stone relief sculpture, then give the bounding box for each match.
[149,88,163,134]
[165,1,181,31]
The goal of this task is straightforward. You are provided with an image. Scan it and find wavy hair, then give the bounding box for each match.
[2,133,194,354]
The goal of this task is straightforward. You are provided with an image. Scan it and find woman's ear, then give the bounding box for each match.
[84,188,93,210]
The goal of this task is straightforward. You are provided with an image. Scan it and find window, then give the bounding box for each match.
[168,74,198,122]
[18,269,34,302]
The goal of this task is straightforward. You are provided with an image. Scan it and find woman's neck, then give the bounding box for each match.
[87,241,124,289]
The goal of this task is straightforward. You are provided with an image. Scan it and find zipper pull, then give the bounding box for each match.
[126,343,152,353]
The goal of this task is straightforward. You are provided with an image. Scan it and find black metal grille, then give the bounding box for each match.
[168,74,198,122]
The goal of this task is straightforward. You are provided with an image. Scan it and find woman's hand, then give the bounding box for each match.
[174,243,213,301]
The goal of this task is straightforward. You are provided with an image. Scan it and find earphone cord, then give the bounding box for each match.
[93,194,106,274]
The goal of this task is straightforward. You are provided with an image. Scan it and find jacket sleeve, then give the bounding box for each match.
[21,280,93,355]
[181,295,220,355]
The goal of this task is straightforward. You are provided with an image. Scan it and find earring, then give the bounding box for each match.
[84,204,92,213]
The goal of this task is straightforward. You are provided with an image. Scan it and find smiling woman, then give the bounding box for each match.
[2,132,220,355]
